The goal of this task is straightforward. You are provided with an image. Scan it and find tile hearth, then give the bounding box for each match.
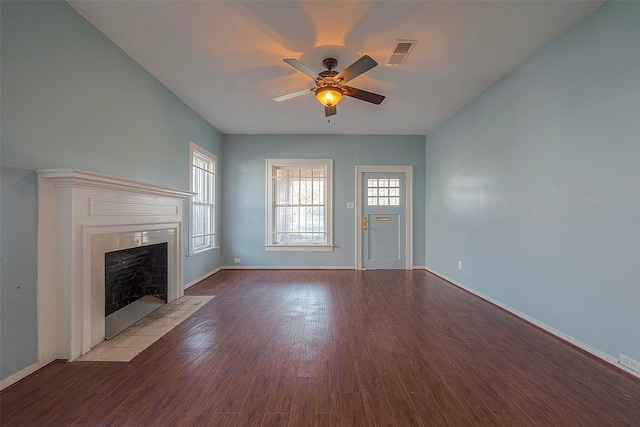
[76,295,214,362]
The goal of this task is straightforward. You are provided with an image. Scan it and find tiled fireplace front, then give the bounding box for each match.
[90,229,176,348]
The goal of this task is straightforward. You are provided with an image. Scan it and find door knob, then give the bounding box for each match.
[362,217,368,231]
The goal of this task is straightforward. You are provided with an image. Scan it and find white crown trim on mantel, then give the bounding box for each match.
[35,168,196,198]
[36,168,194,367]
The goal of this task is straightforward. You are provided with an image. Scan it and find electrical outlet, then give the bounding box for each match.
[234,258,241,263]
[458,260,462,270]
[619,354,640,373]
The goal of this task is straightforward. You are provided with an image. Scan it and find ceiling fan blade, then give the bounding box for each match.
[334,55,378,84]
[342,86,385,105]
[274,88,312,102]
[283,58,319,80]
[325,105,337,117]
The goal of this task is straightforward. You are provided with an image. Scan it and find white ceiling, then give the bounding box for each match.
[68,1,602,135]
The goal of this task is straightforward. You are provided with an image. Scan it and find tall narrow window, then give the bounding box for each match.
[189,142,216,254]
[266,159,333,251]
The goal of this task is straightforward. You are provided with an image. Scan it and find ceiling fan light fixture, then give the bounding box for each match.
[316,86,343,107]
[278,54,384,115]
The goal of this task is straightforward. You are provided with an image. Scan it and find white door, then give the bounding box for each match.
[362,172,406,269]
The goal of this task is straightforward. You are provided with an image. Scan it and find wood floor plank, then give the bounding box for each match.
[235,393,270,427]
[497,388,557,426]
[2,269,639,426]
[316,374,341,413]
[265,354,297,413]
[206,412,238,427]
[288,377,316,427]
[261,413,290,427]
[315,412,342,427]
[383,387,425,426]
[339,392,368,427]
[408,392,449,426]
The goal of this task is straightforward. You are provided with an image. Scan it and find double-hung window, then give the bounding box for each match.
[266,159,333,251]
[189,142,216,254]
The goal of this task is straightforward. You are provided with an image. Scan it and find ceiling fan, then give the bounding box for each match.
[274,55,385,117]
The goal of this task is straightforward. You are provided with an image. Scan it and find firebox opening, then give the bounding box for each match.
[104,243,168,339]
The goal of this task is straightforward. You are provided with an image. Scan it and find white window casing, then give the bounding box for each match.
[189,142,217,255]
[266,159,333,251]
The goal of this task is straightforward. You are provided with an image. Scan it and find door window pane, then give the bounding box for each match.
[367,176,401,206]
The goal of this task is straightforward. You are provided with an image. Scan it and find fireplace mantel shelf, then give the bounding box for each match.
[36,168,195,198]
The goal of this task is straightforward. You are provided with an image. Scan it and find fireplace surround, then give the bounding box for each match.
[36,169,193,362]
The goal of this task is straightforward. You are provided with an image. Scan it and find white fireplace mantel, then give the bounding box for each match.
[36,169,194,363]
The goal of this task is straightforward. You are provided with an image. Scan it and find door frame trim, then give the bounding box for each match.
[355,165,413,270]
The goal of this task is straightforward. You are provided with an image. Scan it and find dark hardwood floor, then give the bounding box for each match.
[2,270,639,426]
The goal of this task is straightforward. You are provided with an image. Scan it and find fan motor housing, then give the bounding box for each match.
[322,57,338,70]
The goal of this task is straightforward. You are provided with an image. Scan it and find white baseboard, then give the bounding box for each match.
[424,267,640,379]
[1,360,47,391]
[224,266,427,271]
[184,266,223,289]
[222,265,356,270]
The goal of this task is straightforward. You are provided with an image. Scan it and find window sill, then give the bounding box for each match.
[187,246,219,257]
[265,244,334,252]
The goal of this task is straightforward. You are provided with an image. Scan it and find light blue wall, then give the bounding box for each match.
[1,1,222,380]
[426,1,640,362]
[222,134,425,268]
[6,0,634,385]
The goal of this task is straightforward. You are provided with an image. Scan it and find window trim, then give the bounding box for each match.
[265,158,334,252]
[188,141,217,256]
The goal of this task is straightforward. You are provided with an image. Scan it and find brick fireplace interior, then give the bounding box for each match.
[105,243,168,317]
